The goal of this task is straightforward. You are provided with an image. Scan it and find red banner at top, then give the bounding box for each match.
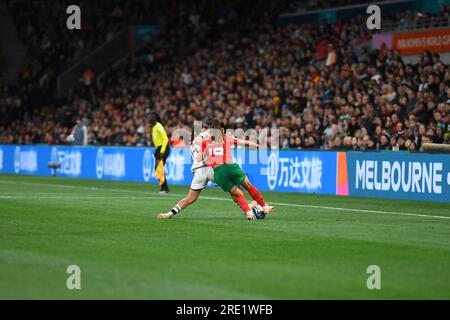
[392,28,450,55]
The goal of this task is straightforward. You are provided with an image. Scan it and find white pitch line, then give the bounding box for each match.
[0,180,449,221]
[0,180,145,195]
[176,195,450,220]
[269,202,450,220]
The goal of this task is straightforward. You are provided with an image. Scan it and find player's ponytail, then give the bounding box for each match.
[209,118,225,141]
[210,118,222,130]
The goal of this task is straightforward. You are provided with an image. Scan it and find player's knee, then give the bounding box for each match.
[242,181,252,190]
[230,187,243,197]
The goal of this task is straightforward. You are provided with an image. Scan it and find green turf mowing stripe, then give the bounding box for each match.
[0,175,449,299]
[1,179,449,221]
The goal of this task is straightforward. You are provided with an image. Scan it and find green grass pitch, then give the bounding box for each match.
[0,174,449,299]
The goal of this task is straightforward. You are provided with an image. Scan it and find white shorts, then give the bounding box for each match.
[190,166,215,190]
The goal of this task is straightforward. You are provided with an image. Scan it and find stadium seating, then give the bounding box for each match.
[0,0,449,150]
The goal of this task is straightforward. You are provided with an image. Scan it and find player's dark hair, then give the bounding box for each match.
[210,118,224,130]
[209,118,225,141]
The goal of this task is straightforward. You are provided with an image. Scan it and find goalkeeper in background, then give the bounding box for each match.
[149,112,170,194]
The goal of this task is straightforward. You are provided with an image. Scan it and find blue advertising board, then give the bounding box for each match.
[237,149,337,194]
[1,145,448,202]
[0,145,338,195]
[0,145,191,184]
[346,152,450,202]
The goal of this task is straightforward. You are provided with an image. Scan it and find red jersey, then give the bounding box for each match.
[202,135,238,168]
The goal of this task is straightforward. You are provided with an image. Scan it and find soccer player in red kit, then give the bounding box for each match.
[199,118,274,220]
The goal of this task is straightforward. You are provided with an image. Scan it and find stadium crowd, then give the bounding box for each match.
[4,0,297,92]
[1,1,450,151]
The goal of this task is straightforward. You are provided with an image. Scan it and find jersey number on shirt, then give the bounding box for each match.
[208,147,224,156]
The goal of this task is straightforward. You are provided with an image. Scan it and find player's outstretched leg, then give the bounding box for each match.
[229,186,256,220]
[240,177,273,213]
[157,189,201,219]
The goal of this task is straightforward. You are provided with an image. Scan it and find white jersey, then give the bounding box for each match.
[190,131,209,172]
[190,166,215,190]
[189,131,214,190]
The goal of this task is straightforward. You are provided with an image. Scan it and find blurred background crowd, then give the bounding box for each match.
[0,0,449,151]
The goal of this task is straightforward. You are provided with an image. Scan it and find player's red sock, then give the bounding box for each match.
[235,195,250,213]
[245,185,267,207]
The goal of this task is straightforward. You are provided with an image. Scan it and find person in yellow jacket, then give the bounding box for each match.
[149,112,170,194]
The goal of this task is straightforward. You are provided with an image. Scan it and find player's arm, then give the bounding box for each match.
[152,126,161,159]
[196,151,203,163]
[152,124,169,157]
[159,125,169,154]
[66,126,76,142]
[83,126,88,146]
[193,136,202,146]
[197,140,208,163]
[234,138,259,149]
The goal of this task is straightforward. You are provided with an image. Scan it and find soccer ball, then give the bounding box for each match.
[251,204,266,219]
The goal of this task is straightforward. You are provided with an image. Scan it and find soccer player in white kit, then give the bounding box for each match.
[157,130,214,219]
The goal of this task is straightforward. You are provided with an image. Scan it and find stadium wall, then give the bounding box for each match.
[0,145,448,203]
[278,0,416,26]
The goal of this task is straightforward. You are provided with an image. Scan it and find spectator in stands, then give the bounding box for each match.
[67,117,88,146]
[1,0,450,153]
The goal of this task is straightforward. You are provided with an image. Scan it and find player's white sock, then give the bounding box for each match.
[170,205,182,216]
